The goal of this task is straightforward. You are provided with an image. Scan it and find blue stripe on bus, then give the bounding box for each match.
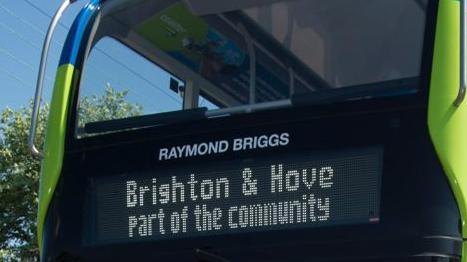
[59,0,101,67]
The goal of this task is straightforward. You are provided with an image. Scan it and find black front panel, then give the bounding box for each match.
[87,147,382,245]
[41,99,462,261]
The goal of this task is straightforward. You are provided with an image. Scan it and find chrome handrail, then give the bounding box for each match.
[455,0,466,106]
[28,0,76,158]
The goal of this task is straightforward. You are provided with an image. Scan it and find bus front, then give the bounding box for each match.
[36,0,466,261]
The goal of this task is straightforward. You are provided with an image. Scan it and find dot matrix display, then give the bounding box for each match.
[86,147,382,245]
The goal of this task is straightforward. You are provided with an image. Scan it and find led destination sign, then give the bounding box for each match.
[87,147,382,245]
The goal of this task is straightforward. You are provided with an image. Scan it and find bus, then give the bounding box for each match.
[28,0,466,261]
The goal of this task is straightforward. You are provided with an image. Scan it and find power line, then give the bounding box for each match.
[22,0,62,24]
[20,0,182,105]
[94,49,181,105]
[0,21,40,50]
[0,18,162,111]
[0,34,55,85]
[0,64,32,90]
[0,2,65,51]
[0,62,53,103]
[0,1,179,113]
[0,46,37,73]
[0,2,61,44]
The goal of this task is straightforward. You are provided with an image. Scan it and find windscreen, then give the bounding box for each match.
[241,0,426,88]
[77,0,427,136]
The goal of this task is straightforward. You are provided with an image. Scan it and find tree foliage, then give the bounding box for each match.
[0,86,142,261]
[78,84,143,127]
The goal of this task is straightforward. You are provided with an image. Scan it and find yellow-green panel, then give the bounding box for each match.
[136,2,209,52]
[428,0,467,237]
[37,64,76,251]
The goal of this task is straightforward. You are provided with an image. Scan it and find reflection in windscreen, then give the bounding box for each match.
[131,0,427,105]
[243,0,427,88]
[77,0,428,135]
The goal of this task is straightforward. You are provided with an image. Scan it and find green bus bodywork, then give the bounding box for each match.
[37,64,77,250]
[429,0,467,238]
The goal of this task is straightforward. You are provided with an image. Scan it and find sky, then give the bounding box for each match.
[0,0,87,110]
[0,0,193,117]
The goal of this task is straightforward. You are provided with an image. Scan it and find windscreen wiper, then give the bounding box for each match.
[84,107,207,134]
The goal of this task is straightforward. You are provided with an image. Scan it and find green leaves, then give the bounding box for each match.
[0,86,142,261]
[0,104,42,261]
[78,84,143,128]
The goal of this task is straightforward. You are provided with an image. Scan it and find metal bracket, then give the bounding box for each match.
[183,80,199,109]
[28,0,76,158]
[455,0,466,106]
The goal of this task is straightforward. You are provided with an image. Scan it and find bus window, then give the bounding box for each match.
[77,37,184,136]
[77,0,427,136]
[242,0,426,88]
[199,95,220,110]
